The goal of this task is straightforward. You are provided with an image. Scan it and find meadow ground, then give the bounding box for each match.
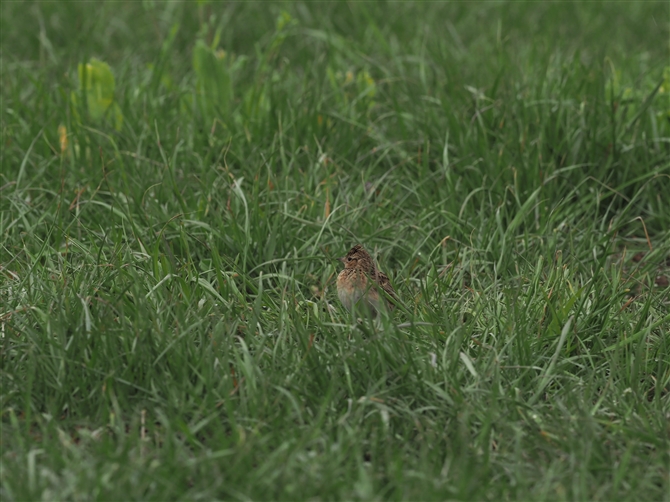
[1,2,669,500]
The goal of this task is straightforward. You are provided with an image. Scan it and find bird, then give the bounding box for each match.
[336,244,398,317]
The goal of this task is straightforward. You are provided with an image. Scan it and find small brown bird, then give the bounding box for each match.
[336,245,398,317]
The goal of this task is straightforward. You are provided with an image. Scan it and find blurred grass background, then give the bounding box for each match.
[1,1,669,500]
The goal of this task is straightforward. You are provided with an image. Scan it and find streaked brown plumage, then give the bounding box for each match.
[336,245,398,317]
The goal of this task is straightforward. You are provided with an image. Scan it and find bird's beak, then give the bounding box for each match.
[338,256,346,264]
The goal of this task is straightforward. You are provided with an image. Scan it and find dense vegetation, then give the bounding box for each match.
[2,2,669,500]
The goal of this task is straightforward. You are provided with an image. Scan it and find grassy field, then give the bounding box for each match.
[2,1,669,500]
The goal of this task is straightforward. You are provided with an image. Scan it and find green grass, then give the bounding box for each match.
[2,1,669,500]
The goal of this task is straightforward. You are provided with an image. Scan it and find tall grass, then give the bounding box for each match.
[2,2,669,500]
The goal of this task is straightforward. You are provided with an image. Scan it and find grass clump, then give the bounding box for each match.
[1,2,669,500]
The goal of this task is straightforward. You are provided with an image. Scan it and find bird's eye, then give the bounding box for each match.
[347,257,353,261]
